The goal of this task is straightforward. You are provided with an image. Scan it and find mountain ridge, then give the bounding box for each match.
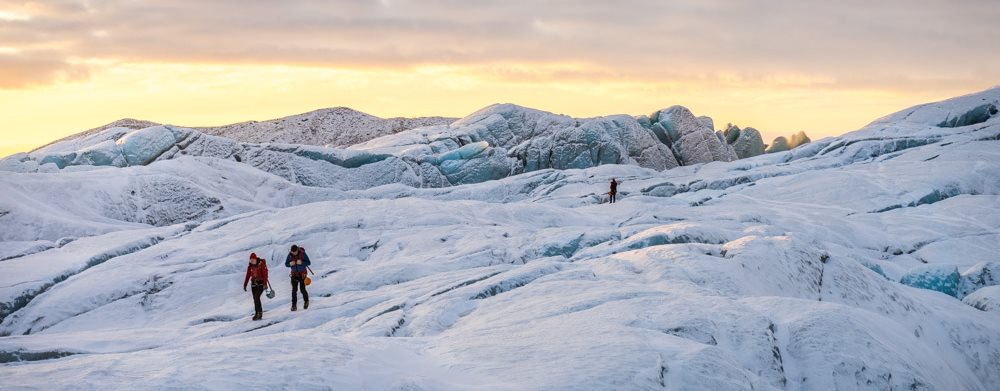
[30,107,458,153]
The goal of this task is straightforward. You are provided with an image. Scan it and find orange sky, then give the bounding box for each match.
[1,1,997,158]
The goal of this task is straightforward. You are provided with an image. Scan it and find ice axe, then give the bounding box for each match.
[265,280,276,299]
[265,248,278,298]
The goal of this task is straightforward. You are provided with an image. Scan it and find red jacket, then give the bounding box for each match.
[244,260,269,289]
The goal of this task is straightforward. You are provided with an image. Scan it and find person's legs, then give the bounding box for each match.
[301,279,309,309]
[290,276,299,310]
[252,284,264,319]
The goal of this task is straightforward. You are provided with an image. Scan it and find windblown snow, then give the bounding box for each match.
[1,88,999,390]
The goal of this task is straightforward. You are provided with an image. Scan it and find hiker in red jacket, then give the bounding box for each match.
[243,252,269,320]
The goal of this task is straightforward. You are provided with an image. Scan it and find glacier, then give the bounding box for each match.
[723,125,766,159]
[0,88,999,390]
[3,102,743,187]
[899,265,962,298]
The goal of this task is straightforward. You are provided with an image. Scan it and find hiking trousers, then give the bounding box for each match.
[291,273,308,306]
[251,283,265,314]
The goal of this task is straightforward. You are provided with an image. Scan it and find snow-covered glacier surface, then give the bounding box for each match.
[0,88,999,390]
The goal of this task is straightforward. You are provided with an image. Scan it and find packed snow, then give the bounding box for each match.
[1,88,999,390]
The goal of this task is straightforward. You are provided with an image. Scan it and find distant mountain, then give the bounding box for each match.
[5,102,743,187]
[197,107,457,147]
[32,108,456,153]
[9,86,999,190]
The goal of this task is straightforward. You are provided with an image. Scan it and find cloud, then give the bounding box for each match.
[0,0,997,90]
[0,50,89,88]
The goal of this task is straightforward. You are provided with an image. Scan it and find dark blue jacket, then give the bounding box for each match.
[285,250,311,273]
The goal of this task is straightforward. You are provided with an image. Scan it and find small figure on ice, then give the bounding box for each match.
[243,252,269,321]
[608,177,618,204]
[285,244,311,311]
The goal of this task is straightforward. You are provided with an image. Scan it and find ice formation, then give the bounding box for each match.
[723,124,766,159]
[900,265,962,297]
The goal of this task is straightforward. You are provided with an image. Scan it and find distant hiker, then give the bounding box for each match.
[285,244,311,311]
[243,252,269,321]
[609,178,618,204]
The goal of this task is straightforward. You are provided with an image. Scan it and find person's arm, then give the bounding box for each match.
[243,265,251,291]
[302,251,311,267]
[262,263,269,282]
[285,253,292,268]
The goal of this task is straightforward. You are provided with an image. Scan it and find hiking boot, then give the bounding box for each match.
[291,304,297,312]
[303,301,309,310]
[253,312,261,321]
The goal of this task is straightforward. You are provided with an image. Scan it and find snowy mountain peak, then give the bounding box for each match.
[452,102,571,126]
[198,107,457,147]
[29,107,458,155]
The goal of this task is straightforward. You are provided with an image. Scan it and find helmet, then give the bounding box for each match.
[304,276,311,286]
[266,288,275,299]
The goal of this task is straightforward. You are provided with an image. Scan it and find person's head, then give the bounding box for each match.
[249,252,258,264]
[290,244,299,254]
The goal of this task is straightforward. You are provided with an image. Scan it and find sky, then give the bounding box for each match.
[1,0,998,157]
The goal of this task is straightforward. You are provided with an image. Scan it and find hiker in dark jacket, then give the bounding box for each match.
[243,252,269,320]
[609,178,618,204]
[285,244,311,311]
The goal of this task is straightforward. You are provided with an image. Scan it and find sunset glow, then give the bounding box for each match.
[1,0,996,157]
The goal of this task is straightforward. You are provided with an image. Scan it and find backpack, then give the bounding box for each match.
[249,261,268,283]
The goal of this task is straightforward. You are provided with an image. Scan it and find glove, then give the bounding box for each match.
[243,286,247,291]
